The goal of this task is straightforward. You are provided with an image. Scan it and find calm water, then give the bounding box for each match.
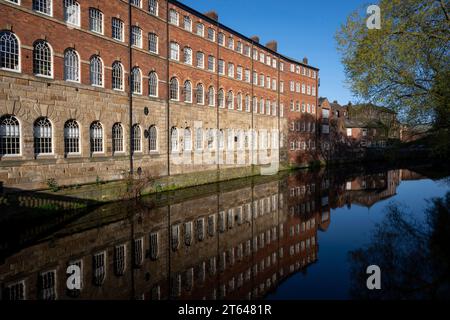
[0,165,449,300]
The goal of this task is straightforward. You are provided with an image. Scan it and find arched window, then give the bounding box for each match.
[90,55,103,87]
[218,89,224,108]
[64,49,79,82]
[184,80,192,103]
[148,72,158,97]
[195,128,203,150]
[171,127,178,152]
[64,119,80,155]
[64,0,80,26]
[33,40,52,77]
[131,67,142,94]
[236,93,242,111]
[0,31,20,72]
[208,86,215,107]
[34,117,52,155]
[149,125,157,151]
[184,128,192,151]
[112,123,124,153]
[0,115,20,155]
[227,91,234,109]
[245,95,250,112]
[148,0,158,16]
[169,77,179,100]
[196,84,204,105]
[90,121,103,153]
[148,33,158,54]
[112,61,124,91]
[132,124,141,152]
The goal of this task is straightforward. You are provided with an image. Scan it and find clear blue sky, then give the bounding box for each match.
[180,0,370,105]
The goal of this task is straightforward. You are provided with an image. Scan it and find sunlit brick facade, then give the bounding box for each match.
[0,0,319,190]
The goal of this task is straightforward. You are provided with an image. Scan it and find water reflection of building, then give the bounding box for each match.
[325,169,402,210]
[0,176,322,300]
[0,168,411,300]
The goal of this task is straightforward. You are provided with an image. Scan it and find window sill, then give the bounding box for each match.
[90,153,105,158]
[35,154,56,160]
[0,155,24,161]
[65,153,82,159]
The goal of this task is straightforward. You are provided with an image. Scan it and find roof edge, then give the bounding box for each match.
[169,0,320,71]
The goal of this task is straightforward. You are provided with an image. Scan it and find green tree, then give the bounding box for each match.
[336,0,449,136]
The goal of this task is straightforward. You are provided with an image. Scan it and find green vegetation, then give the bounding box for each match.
[336,0,450,157]
[46,178,60,192]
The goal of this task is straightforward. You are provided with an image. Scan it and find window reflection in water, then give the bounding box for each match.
[0,167,446,300]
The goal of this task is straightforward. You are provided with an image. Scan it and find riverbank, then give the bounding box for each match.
[0,145,446,214]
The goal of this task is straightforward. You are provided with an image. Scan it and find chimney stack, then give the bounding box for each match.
[204,11,219,21]
[266,40,278,52]
[250,36,260,43]
[302,57,308,65]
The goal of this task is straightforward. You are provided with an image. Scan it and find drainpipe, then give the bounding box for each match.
[128,0,134,176]
[166,5,171,177]
[277,53,281,169]
[216,19,220,183]
[250,42,255,174]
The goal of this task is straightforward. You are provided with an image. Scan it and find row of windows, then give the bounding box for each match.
[1,31,286,108]
[289,63,317,78]
[170,251,315,299]
[169,127,282,152]
[289,140,316,151]
[168,8,280,70]
[290,101,316,114]
[6,0,159,30]
[0,31,163,94]
[290,121,317,133]
[169,7,318,79]
[0,115,157,156]
[3,239,289,300]
[289,201,318,216]
[0,115,284,158]
[289,184,317,197]
[167,77,284,116]
[169,42,283,92]
[4,0,317,78]
[289,81,317,96]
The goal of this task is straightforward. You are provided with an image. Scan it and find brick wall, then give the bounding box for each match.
[0,0,318,190]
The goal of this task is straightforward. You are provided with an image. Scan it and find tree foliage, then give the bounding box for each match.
[336,0,450,130]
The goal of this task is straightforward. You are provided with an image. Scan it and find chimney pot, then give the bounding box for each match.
[266,40,278,52]
[303,57,308,64]
[204,11,219,21]
[250,36,260,43]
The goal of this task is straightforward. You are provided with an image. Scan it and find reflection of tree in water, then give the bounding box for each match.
[349,192,450,299]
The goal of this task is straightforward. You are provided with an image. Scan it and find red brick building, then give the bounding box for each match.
[0,0,319,190]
